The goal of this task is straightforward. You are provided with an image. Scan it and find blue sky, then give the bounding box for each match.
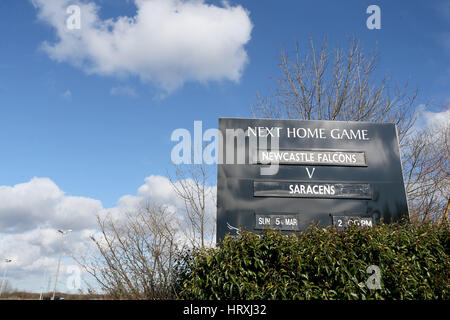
[0,0,448,206]
[0,0,448,293]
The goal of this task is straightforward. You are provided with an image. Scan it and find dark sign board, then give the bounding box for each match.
[216,118,409,241]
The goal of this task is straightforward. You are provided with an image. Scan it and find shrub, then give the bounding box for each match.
[177,222,449,300]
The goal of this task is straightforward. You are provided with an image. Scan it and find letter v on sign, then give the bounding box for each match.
[306,167,315,179]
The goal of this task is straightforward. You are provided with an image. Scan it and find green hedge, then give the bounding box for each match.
[177,222,449,300]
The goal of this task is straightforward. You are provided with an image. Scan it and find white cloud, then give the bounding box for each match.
[0,227,97,294]
[422,109,450,128]
[0,174,217,292]
[413,105,450,131]
[137,175,181,205]
[0,177,102,234]
[32,0,253,92]
[136,174,216,221]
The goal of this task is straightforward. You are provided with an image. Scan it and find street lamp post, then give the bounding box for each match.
[0,259,13,297]
[52,229,72,300]
[39,269,48,300]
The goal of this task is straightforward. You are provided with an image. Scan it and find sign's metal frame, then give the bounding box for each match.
[216,117,410,241]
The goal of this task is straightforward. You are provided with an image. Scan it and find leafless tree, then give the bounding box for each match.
[251,36,449,222]
[75,164,216,299]
[403,117,449,222]
[169,164,216,249]
[75,204,180,299]
[251,36,417,142]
